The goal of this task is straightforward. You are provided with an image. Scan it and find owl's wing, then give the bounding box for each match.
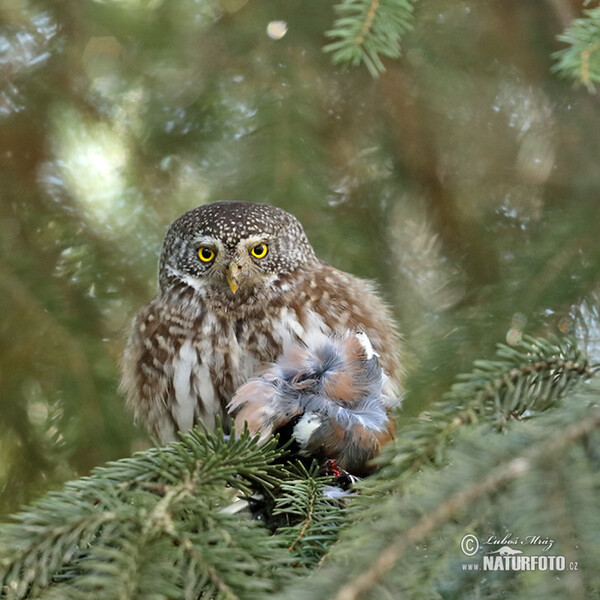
[120,303,181,443]
[301,263,404,400]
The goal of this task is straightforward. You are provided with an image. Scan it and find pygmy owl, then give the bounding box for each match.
[121,201,403,444]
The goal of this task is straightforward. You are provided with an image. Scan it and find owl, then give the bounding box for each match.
[121,201,403,444]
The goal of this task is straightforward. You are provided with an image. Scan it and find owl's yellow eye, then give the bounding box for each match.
[250,243,268,259]
[198,247,215,263]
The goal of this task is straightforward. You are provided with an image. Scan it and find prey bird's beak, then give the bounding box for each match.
[226,263,241,294]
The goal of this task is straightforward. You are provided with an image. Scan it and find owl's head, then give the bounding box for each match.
[158,201,317,296]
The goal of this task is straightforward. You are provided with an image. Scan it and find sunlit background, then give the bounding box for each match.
[1,0,600,515]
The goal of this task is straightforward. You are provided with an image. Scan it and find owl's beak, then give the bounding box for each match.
[226,263,241,294]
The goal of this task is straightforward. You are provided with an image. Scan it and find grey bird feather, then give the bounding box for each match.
[228,330,400,476]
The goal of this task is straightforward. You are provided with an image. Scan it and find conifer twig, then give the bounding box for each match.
[354,0,380,47]
[288,491,317,553]
[272,464,345,567]
[369,335,597,490]
[324,0,415,76]
[554,6,600,91]
[581,41,600,87]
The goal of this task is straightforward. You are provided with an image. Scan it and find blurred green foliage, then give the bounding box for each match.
[554,6,600,91]
[1,0,600,516]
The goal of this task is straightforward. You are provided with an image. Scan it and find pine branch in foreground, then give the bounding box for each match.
[553,6,600,92]
[324,0,415,76]
[0,429,295,600]
[368,334,597,488]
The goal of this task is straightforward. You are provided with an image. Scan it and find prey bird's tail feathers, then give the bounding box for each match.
[228,331,399,476]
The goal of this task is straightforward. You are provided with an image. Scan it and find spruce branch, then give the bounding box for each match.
[272,463,346,568]
[553,7,600,92]
[324,0,415,76]
[371,334,597,486]
[0,428,292,600]
[333,406,600,600]
[444,334,597,422]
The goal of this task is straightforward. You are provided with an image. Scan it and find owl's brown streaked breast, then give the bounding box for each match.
[123,299,328,443]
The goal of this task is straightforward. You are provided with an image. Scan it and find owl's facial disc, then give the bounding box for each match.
[183,234,272,294]
[225,236,271,294]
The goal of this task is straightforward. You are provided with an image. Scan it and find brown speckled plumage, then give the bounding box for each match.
[121,201,403,444]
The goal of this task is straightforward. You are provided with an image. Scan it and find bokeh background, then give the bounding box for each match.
[1,0,599,516]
